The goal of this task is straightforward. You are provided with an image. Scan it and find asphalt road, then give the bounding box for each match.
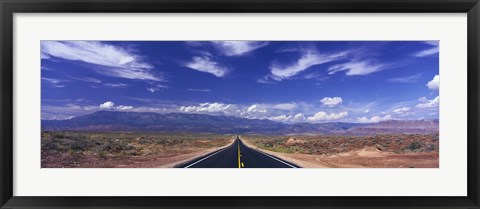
[182,137,298,168]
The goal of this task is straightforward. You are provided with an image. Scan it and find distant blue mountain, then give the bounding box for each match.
[42,111,438,135]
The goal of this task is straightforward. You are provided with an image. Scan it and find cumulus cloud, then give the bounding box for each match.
[269,51,348,81]
[357,114,392,123]
[268,113,307,123]
[416,96,439,108]
[179,102,235,114]
[246,104,267,113]
[293,113,306,122]
[413,41,439,57]
[99,101,115,109]
[41,41,162,81]
[427,75,439,90]
[98,101,134,111]
[211,41,268,56]
[320,97,343,107]
[328,60,386,76]
[116,105,133,110]
[307,111,348,122]
[269,115,293,122]
[184,56,228,77]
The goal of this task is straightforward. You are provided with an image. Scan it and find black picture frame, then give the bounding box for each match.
[1,0,479,208]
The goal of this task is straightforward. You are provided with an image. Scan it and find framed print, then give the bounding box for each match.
[1,0,479,208]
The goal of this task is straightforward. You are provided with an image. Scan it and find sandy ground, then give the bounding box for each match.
[42,138,235,168]
[241,138,439,168]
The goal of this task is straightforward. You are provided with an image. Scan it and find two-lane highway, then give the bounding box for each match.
[181,136,298,168]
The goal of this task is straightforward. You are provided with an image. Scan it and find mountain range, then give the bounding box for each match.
[42,111,439,135]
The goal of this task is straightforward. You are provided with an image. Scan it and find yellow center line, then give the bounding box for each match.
[237,140,241,168]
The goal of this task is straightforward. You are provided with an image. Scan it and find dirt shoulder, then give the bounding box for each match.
[241,137,438,168]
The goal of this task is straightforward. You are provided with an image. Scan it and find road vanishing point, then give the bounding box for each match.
[181,136,299,168]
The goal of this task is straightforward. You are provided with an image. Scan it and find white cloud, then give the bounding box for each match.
[246,104,267,113]
[387,73,422,83]
[184,56,228,77]
[187,88,211,92]
[307,111,348,122]
[427,75,439,90]
[293,113,306,122]
[99,101,115,109]
[179,102,235,114]
[268,113,307,123]
[272,103,298,110]
[269,115,293,122]
[41,41,162,81]
[211,41,268,56]
[98,101,134,111]
[41,53,50,59]
[270,51,348,81]
[116,105,133,111]
[393,107,411,114]
[413,41,439,57]
[41,77,66,88]
[146,88,158,93]
[146,84,168,93]
[357,114,392,123]
[328,61,385,76]
[320,97,343,107]
[416,96,439,108]
[67,75,101,84]
[104,83,128,88]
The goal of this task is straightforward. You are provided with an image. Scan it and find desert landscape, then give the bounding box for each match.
[242,133,438,168]
[41,111,439,168]
[41,131,233,168]
[41,40,440,168]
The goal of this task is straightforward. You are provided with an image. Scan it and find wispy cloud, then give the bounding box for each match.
[184,56,229,77]
[269,51,348,81]
[66,75,101,84]
[412,41,439,57]
[272,103,298,111]
[41,41,162,81]
[211,41,268,56]
[146,85,168,93]
[387,73,422,83]
[41,77,67,88]
[187,88,211,92]
[328,60,386,76]
[103,83,128,88]
[392,107,411,114]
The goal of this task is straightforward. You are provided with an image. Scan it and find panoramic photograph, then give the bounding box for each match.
[41,41,439,168]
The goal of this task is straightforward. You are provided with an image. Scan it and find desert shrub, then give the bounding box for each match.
[409,141,422,151]
[43,139,57,150]
[71,140,91,151]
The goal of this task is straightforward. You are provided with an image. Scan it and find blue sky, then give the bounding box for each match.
[41,41,439,123]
